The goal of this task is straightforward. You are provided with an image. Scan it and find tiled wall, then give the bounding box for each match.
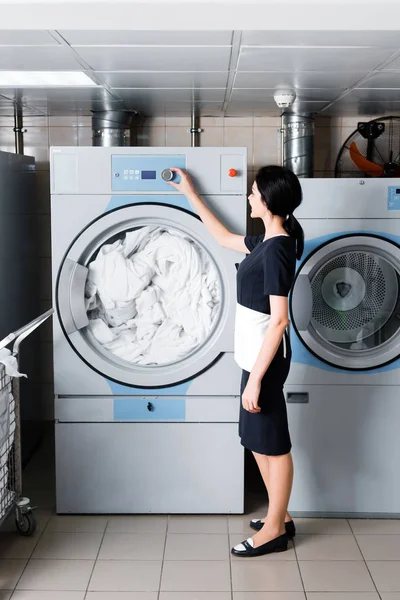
[0,113,377,419]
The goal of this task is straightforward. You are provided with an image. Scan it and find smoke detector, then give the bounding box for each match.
[274,89,296,108]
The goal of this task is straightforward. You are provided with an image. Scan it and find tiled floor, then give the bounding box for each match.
[1,442,400,599]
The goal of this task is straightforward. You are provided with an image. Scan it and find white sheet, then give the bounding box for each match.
[85,225,220,365]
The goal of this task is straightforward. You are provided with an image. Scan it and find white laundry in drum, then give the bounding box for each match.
[85,225,221,365]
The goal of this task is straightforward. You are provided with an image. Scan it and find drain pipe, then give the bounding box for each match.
[13,95,25,154]
[92,111,135,147]
[281,113,314,178]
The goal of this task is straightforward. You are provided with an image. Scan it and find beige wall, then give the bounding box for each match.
[0,113,380,419]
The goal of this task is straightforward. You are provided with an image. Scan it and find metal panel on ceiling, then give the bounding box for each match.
[322,98,400,116]
[0,31,60,46]
[0,87,115,104]
[134,101,224,117]
[237,47,399,73]
[59,31,233,46]
[234,71,370,90]
[359,71,400,88]
[381,54,400,70]
[241,30,400,48]
[99,71,229,89]
[347,88,400,101]
[115,89,225,103]
[230,88,343,102]
[73,46,232,72]
[0,46,86,71]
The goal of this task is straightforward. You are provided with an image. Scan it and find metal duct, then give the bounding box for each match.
[281,113,314,178]
[92,111,135,147]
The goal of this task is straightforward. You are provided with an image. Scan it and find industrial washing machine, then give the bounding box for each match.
[287,178,400,517]
[51,147,247,514]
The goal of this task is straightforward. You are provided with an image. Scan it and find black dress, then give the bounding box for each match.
[235,234,297,456]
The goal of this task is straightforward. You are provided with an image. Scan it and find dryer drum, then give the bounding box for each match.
[290,234,400,370]
[311,250,398,344]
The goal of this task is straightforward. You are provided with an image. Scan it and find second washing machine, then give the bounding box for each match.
[287,178,400,517]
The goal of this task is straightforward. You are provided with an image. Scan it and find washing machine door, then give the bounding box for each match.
[57,203,235,387]
[290,234,400,370]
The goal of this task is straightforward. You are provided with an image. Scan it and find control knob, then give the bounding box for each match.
[161,168,174,182]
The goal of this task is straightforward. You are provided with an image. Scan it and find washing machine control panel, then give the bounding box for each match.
[388,186,400,210]
[111,155,185,192]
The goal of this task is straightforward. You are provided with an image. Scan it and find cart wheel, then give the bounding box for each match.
[15,511,37,536]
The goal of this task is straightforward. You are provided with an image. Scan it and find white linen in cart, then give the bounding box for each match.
[0,390,16,510]
[0,351,25,509]
[85,225,221,365]
[0,349,27,379]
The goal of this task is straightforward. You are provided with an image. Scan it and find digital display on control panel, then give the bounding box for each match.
[141,170,156,180]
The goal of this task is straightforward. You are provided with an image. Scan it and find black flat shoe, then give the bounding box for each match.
[231,533,288,557]
[250,519,296,539]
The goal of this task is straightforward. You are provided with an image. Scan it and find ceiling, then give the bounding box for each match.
[1,29,400,118]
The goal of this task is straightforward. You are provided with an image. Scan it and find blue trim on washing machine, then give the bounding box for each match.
[107,379,192,396]
[106,194,192,213]
[113,397,186,421]
[290,230,400,373]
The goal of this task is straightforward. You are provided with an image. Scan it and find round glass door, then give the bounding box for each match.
[290,234,400,370]
[57,204,232,387]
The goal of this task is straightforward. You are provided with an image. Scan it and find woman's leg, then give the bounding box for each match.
[251,451,294,546]
[256,453,293,523]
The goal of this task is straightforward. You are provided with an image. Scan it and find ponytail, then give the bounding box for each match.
[283,214,304,260]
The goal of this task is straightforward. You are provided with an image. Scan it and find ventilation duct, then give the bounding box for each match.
[92,111,135,147]
[281,113,314,178]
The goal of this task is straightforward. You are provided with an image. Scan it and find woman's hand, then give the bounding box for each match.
[167,168,197,196]
[242,377,261,413]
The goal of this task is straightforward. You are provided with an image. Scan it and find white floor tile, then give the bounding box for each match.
[0,532,40,560]
[231,561,303,592]
[98,534,165,561]
[161,561,231,592]
[86,594,158,599]
[16,559,94,591]
[106,517,167,534]
[88,560,162,592]
[0,560,27,590]
[349,520,400,535]
[10,593,85,599]
[46,516,108,533]
[160,594,231,600]
[306,593,380,599]
[367,561,400,592]
[356,535,400,560]
[295,535,363,560]
[32,532,103,560]
[294,519,352,535]
[234,593,306,599]
[165,534,229,561]
[168,517,228,534]
[299,561,375,592]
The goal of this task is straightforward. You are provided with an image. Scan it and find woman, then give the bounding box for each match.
[168,165,303,558]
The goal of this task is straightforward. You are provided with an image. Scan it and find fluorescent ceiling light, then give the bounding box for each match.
[0,71,98,86]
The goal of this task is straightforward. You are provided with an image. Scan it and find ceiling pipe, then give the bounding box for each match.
[281,113,314,178]
[92,110,136,147]
[13,94,25,155]
[189,104,202,148]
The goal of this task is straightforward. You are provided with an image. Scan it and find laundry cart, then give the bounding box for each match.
[0,309,54,534]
